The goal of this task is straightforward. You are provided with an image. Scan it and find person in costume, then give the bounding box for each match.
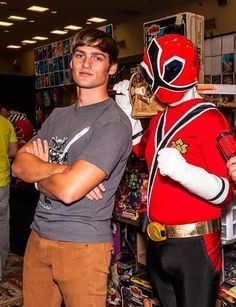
[112,34,234,307]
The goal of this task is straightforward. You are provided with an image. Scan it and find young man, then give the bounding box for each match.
[0,114,18,280]
[12,28,132,307]
[112,34,234,307]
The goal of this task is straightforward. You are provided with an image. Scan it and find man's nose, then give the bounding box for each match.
[82,57,91,68]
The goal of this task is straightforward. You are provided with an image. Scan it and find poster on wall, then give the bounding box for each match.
[34,24,113,89]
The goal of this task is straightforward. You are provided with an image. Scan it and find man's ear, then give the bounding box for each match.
[69,60,73,70]
[109,63,118,76]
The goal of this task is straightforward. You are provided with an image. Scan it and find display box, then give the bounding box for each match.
[120,272,159,306]
[222,192,236,244]
[143,12,205,83]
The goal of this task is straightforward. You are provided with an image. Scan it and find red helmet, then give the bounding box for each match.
[13,118,34,146]
[141,34,199,104]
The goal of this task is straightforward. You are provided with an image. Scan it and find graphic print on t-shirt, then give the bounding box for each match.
[49,136,68,164]
[39,127,90,210]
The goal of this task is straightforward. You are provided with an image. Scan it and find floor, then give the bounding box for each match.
[0,253,23,307]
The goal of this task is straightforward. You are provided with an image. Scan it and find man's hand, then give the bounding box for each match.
[86,183,105,200]
[26,139,49,162]
[227,156,236,182]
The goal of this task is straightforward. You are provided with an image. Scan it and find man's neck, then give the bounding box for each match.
[77,87,109,106]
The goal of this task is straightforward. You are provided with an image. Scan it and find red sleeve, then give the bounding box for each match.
[200,109,234,206]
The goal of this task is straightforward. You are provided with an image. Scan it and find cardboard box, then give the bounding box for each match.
[120,272,159,306]
[222,192,236,244]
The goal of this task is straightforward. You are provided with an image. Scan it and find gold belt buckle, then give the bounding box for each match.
[147,222,167,241]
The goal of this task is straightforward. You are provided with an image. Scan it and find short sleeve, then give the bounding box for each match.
[9,122,17,143]
[79,120,132,176]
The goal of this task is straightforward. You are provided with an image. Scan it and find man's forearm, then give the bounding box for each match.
[12,152,67,183]
[37,166,71,200]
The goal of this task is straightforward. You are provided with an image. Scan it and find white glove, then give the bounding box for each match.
[113,80,143,145]
[157,147,229,205]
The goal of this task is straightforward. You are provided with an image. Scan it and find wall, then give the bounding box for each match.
[116,0,236,59]
[0,0,235,76]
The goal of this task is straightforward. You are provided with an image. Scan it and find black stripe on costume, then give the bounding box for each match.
[148,103,217,203]
[208,177,225,202]
[132,130,144,140]
[148,113,165,188]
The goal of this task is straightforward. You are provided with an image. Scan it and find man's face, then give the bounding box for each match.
[70,45,117,89]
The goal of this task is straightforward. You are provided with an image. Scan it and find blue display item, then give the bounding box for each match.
[42,91,51,108]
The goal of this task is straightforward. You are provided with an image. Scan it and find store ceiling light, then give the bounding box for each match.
[32,36,48,40]
[27,6,49,12]
[64,25,82,30]
[22,39,37,44]
[0,1,7,4]
[8,15,27,21]
[7,45,21,49]
[87,17,107,23]
[0,21,13,26]
[51,30,68,34]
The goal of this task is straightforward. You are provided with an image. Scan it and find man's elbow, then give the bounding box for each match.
[57,187,82,205]
[11,162,20,178]
[11,161,33,182]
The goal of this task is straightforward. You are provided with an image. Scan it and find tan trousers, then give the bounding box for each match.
[23,231,112,307]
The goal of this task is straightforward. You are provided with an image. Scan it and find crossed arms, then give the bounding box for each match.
[12,139,106,204]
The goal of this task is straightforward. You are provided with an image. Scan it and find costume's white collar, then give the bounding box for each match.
[169,87,202,107]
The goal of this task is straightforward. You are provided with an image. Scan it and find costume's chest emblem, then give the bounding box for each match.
[171,138,188,154]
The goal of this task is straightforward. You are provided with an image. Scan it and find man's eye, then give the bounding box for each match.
[94,56,103,61]
[75,53,83,59]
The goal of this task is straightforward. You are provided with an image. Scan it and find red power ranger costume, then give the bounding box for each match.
[114,34,234,307]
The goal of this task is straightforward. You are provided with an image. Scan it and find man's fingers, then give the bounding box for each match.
[98,183,105,192]
[32,140,39,157]
[85,186,104,200]
[85,191,99,200]
[37,139,44,156]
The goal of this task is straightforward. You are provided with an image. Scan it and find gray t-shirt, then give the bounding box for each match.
[31,98,132,243]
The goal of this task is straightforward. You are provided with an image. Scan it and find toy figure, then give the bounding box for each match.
[114,34,234,307]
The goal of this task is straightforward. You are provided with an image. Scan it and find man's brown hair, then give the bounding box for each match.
[71,28,119,64]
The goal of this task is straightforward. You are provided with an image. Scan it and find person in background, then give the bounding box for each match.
[0,104,34,148]
[107,34,234,307]
[12,28,132,307]
[0,114,18,281]
[227,156,236,181]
